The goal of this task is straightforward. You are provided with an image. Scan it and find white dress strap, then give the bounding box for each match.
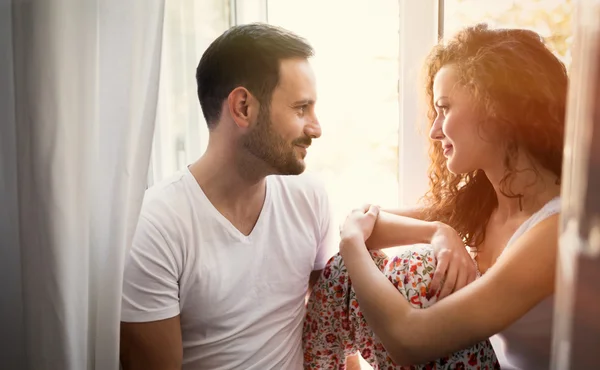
[473,196,561,277]
[505,196,561,249]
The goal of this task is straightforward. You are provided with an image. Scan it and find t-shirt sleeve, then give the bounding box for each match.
[121,213,181,323]
[313,187,338,271]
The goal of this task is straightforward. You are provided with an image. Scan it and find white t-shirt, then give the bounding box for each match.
[121,168,337,370]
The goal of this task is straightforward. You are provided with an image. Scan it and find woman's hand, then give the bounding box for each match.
[428,223,478,300]
[339,204,381,245]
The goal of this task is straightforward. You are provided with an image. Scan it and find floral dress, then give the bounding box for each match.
[303,245,500,369]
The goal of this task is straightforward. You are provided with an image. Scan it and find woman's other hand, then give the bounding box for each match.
[340,204,381,244]
[428,223,478,300]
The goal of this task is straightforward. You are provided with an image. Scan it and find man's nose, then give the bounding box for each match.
[305,116,321,139]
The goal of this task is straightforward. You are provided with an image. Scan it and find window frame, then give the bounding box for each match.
[397,0,440,206]
[231,0,268,24]
[234,0,440,207]
[153,0,440,206]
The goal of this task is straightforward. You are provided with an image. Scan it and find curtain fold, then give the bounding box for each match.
[0,1,26,369]
[2,1,165,368]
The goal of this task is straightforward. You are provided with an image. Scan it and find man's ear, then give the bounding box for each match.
[227,87,259,129]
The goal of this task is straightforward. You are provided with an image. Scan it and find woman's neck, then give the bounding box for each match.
[483,158,560,220]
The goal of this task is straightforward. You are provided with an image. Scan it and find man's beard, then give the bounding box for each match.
[241,107,311,175]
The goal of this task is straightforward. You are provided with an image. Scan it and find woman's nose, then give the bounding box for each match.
[429,118,444,140]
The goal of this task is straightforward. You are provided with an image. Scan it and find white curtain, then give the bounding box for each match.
[0,1,165,369]
[149,0,230,185]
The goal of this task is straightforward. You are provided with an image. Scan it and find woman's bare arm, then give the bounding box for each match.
[365,210,440,250]
[364,207,477,298]
[341,214,559,365]
[381,206,426,220]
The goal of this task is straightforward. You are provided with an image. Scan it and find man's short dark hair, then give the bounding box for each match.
[196,23,314,128]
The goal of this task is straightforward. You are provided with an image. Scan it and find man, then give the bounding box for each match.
[119,23,336,370]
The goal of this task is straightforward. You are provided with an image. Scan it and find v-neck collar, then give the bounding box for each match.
[185,167,272,243]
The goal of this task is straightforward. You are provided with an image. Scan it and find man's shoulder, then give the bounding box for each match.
[140,171,195,226]
[270,172,328,199]
[269,173,331,225]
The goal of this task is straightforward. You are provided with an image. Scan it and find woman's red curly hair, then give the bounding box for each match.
[420,24,568,248]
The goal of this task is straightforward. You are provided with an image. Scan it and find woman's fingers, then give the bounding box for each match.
[452,266,469,294]
[437,261,458,300]
[429,252,449,298]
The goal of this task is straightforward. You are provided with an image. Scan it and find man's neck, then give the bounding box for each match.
[188,149,269,216]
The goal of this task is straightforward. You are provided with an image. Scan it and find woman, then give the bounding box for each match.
[304,24,567,369]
